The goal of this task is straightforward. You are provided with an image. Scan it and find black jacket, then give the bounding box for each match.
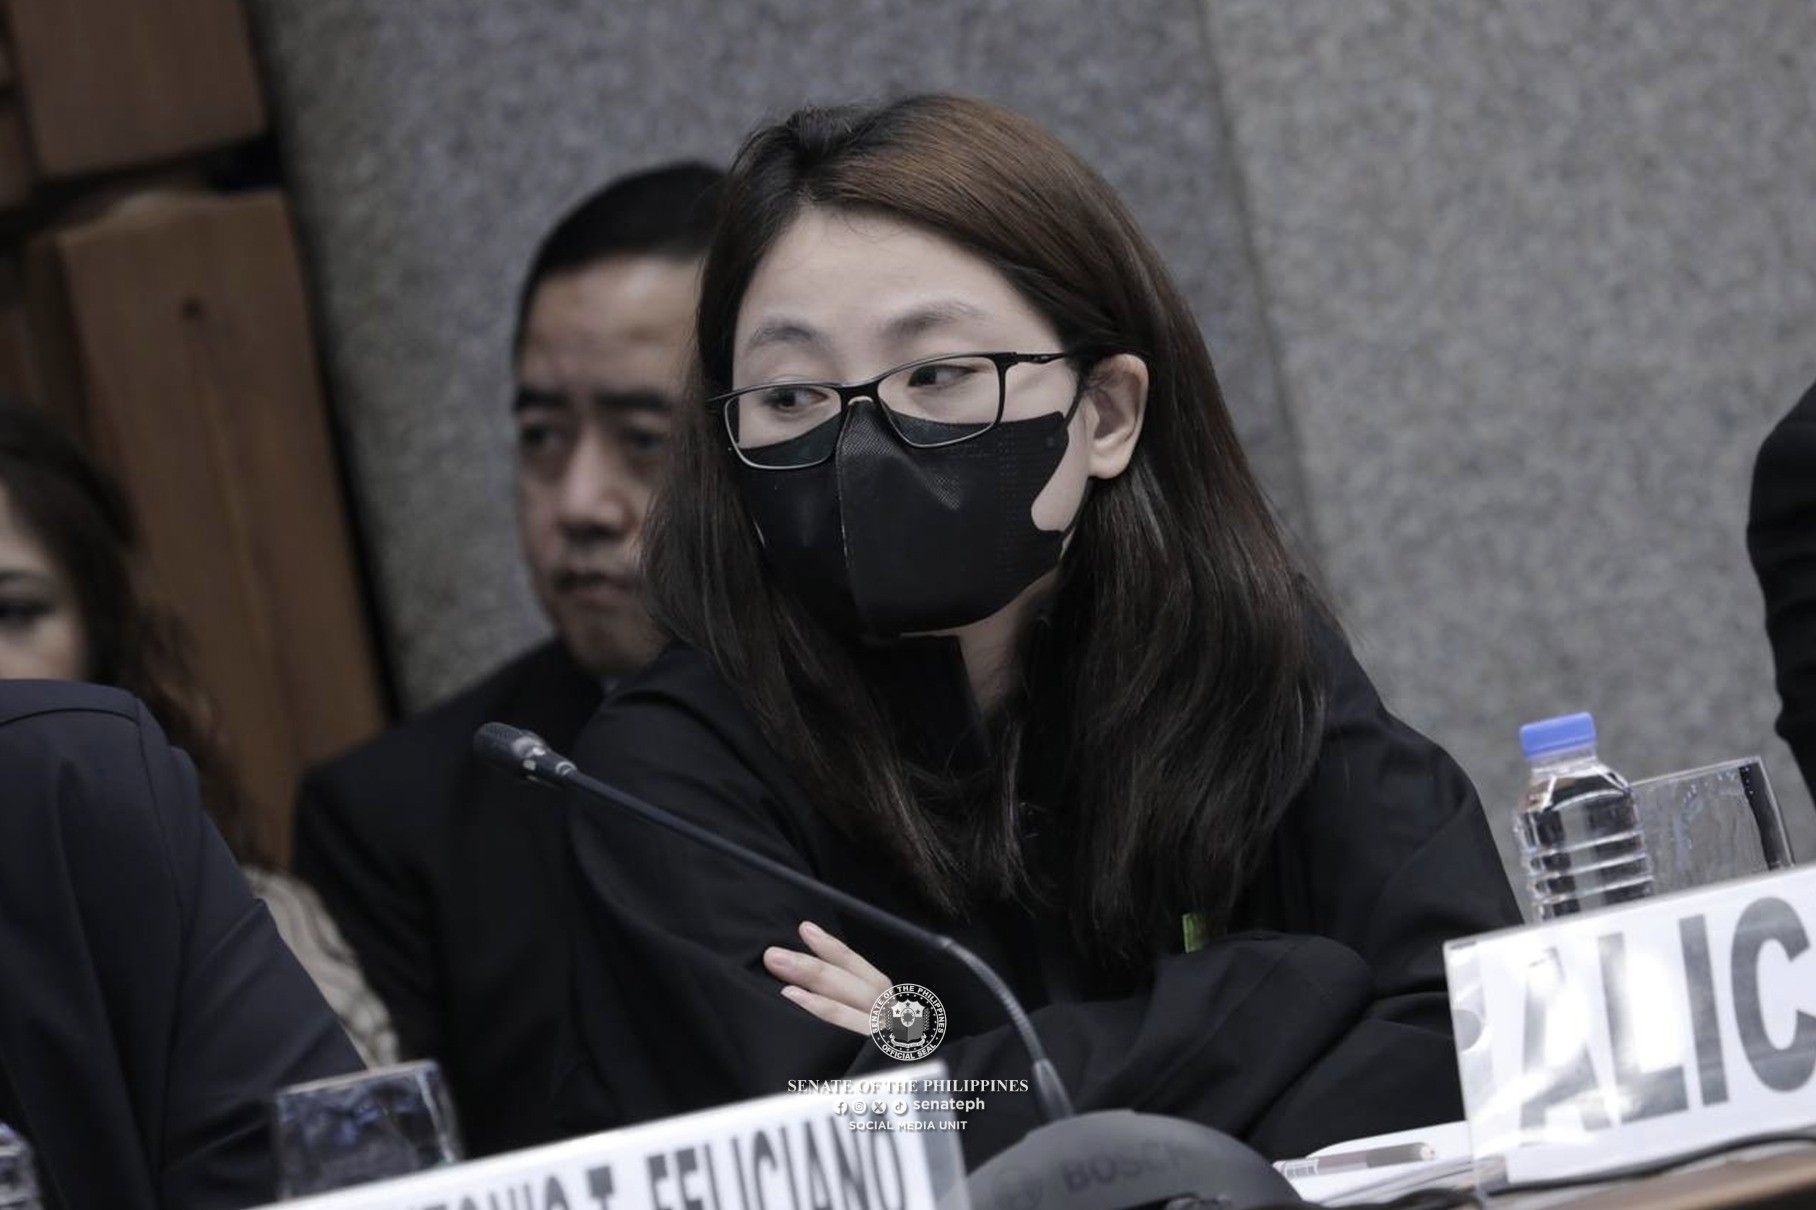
[0,681,360,1210]
[555,630,1521,1165]
[1749,378,1816,795]
[292,640,603,1156]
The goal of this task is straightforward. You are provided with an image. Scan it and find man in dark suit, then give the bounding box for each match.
[0,680,360,1209]
[1749,378,1816,794]
[292,163,723,1156]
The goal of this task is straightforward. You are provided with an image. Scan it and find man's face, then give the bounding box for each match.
[514,255,698,679]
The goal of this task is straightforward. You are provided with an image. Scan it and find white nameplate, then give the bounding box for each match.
[1445,863,1816,1184]
[261,1062,964,1210]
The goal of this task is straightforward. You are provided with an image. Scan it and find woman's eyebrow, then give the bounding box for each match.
[742,299,991,358]
[742,318,825,355]
[879,299,990,344]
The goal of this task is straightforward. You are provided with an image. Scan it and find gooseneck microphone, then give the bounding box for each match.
[474,721,1298,1210]
[474,721,1073,1121]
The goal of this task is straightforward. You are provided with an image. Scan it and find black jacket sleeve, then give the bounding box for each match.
[1748,380,1816,794]
[292,768,442,1062]
[556,693,864,1133]
[558,637,1518,1164]
[0,685,362,1210]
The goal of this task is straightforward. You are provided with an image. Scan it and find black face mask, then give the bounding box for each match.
[735,400,1079,638]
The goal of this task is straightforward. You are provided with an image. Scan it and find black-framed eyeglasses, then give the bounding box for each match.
[705,350,1087,470]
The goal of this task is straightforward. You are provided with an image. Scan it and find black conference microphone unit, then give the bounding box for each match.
[474,722,1300,1210]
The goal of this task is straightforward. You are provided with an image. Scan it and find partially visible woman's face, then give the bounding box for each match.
[732,206,1092,530]
[0,485,86,680]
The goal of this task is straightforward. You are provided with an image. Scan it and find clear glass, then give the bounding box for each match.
[1627,757,1793,892]
[0,1124,40,1210]
[269,1060,463,1199]
[1515,744,1654,918]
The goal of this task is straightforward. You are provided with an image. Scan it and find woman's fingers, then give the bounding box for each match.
[762,921,892,1034]
[779,984,871,1035]
[799,920,890,994]
[762,943,880,1013]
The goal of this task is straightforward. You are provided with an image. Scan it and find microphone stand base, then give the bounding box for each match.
[962,1111,1299,1210]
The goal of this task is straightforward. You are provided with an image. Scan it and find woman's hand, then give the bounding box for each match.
[763,921,891,1036]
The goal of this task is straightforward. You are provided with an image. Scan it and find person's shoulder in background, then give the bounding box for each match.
[1752,379,1816,522]
[1748,378,1816,791]
[0,680,181,884]
[301,642,583,827]
[289,639,600,1063]
[294,639,599,883]
[0,678,360,1209]
[0,676,138,730]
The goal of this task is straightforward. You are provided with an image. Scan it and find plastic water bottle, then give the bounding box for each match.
[1514,712,1654,918]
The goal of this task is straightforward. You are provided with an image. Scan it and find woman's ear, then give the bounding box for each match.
[1082,353,1148,480]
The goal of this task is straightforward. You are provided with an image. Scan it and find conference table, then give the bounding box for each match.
[1501,1145,1816,1209]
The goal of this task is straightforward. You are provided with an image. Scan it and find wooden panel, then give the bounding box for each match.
[2,0,264,178]
[20,227,83,430]
[31,191,384,862]
[0,258,40,405]
[0,94,31,208]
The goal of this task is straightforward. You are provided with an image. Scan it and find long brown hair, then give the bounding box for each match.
[0,400,267,866]
[645,95,1325,963]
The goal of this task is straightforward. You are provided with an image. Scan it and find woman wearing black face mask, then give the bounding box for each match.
[555,95,1520,1163]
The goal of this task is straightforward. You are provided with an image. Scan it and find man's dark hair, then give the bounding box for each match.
[514,161,724,351]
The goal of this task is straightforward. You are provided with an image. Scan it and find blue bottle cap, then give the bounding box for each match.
[1520,712,1596,759]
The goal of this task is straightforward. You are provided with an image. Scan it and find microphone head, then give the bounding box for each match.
[473,723,577,790]
[472,721,535,769]
[962,1111,1299,1210]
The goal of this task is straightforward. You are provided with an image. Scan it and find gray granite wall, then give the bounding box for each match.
[1204,0,1816,864]
[253,1,1816,861]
